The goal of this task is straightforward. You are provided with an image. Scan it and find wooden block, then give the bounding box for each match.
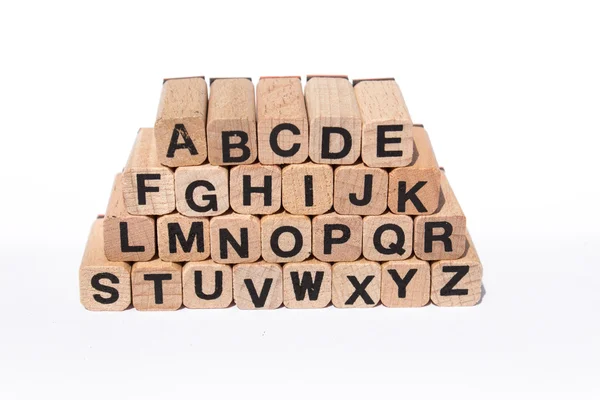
[104,174,156,262]
[210,213,261,264]
[157,213,210,262]
[431,232,483,307]
[312,212,362,262]
[281,162,333,215]
[154,77,208,167]
[381,257,430,307]
[354,79,413,167]
[131,259,182,311]
[362,213,413,261]
[333,163,388,215]
[331,259,381,308]
[79,218,131,311]
[283,259,331,309]
[305,77,362,164]
[206,78,257,165]
[261,212,311,263]
[414,171,466,260]
[122,128,175,215]
[182,261,232,309]
[388,126,441,215]
[233,262,283,310]
[257,77,308,164]
[174,165,229,216]
[229,164,282,215]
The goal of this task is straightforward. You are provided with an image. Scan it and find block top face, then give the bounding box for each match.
[257,77,308,121]
[124,128,165,170]
[155,77,208,121]
[409,126,439,169]
[105,173,129,217]
[353,79,412,128]
[207,78,256,122]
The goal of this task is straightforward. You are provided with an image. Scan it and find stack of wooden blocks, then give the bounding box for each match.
[79,75,483,311]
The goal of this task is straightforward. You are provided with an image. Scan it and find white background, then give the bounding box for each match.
[0,1,598,398]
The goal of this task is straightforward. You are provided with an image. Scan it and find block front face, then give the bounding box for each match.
[332,259,381,308]
[206,79,257,165]
[122,168,175,215]
[157,214,210,262]
[414,216,466,260]
[305,77,362,165]
[174,165,229,217]
[312,213,362,262]
[362,214,413,261]
[257,77,308,165]
[80,264,132,311]
[283,260,332,309]
[233,263,283,310]
[210,213,261,264]
[431,261,482,307]
[381,258,430,307]
[132,260,182,311]
[154,77,208,167]
[281,163,333,215]
[103,216,155,262]
[354,80,413,168]
[431,233,483,307]
[182,261,232,309]
[230,164,282,215]
[334,164,388,215]
[388,167,441,215]
[261,213,311,263]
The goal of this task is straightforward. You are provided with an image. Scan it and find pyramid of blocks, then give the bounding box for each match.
[79,75,483,311]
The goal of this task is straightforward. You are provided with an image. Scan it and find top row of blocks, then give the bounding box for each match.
[154,76,413,167]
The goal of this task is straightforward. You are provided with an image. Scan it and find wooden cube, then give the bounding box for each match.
[131,259,182,311]
[388,126,441,215]
[353,79,413,167]
[431,232,483,307]
[332,259,381,308]
[381,257,430,307]
[210,213,261,264]
[154,76,208,167]
[333,163,388,215]
[281,162,333,215]
[312,212,362,262]
[79,218,131,311]
[104,174,155,262]
[174,165,229,217]
[257,77,308,164]
[305,77,361,164]
[157,213,210,262]
[230,164,282,215]
[362,213,413,261]
[206,78,257,165]
[283,259,331,309]
[261,212,311,263]
[414,171,466,260]
[122,128,175,215]
[182,261,232,309]
[233,262,283,310]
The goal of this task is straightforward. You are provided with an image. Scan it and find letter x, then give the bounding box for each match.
[345,275,375,305]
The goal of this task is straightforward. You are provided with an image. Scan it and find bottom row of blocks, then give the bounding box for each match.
[80,220,483,310]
